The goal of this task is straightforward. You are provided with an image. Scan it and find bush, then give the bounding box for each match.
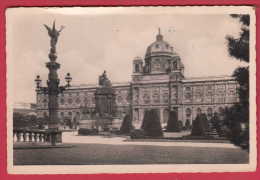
[222,105,249,150]
[130,129,146,139]
[141,109,163,137]
[230,122,243,145]
[78,128,98,135]
[240,126,249,150]
[120,114,133,134]
[191,113,209,136]
[166,110,180,132]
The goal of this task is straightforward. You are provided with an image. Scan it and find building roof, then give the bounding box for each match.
[68,81,131,90]
[183,75,236,83]
[67,75,235,90]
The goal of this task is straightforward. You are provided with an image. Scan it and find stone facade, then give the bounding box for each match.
[36,31,239,128]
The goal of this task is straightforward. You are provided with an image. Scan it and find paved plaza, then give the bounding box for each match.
[13,132,249,165]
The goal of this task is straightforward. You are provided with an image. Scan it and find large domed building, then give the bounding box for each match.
[134,29,184,77]
[36,30,239,129]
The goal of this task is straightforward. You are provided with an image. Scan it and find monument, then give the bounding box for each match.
[35,21,72,145]
[95,71,116,116]
[78,71,122,134]
[95,71,117,131]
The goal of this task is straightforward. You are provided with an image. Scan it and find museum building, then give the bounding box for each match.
[36,31,239,128]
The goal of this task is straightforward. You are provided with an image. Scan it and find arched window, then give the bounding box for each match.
[218,107,224,114]
[173,61,177,70]
[163,93,169,103]
[76,98,81,104]
[68,98,73,104]
[186,108,192,117]
[60,98,65,105]
[143,94,150,104]
[117,96,123,104]
[152,93,160,103]
[184,87,192,101]
[207,108,213,117]
[153,59,160,71]
[43,112,48,118]
[196,107,202,115]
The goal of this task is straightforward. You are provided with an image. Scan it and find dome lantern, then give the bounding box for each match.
[156,28,163,41]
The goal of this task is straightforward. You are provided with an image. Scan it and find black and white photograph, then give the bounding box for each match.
[7,6,256,174]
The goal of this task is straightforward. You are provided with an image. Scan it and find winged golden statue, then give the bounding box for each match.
[44,21,65,52]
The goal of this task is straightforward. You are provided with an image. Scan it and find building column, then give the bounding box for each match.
[190,106,194,125]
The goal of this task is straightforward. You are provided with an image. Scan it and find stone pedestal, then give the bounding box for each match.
[95,88,116,117]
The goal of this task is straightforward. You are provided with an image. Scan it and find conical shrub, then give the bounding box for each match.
[142,109,163,137]
[191,113,209,136]
[166,110,180,132]
[120,114,133,134]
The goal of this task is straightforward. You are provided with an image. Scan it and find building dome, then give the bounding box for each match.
[145,29,174,58]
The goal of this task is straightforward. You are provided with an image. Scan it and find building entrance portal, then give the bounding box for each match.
[163,109,169,125]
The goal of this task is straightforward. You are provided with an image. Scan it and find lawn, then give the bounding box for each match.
[13,143,249,165]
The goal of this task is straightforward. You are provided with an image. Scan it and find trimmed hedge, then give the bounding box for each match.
[130,129,146,139]
[166,110,180,132]
[141,109,163,137]
[78,128,98,135]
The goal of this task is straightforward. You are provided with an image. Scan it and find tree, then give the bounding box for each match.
[13,112,39,129]
[226,14,249,62]
[13,112,26,129]
[226,14,250,149]
[141,109,163,137]
[226,14,249,106]
[191,113,209,136]
[233,67,249,109]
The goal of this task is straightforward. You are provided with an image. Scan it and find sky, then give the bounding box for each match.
[6,7,248,104]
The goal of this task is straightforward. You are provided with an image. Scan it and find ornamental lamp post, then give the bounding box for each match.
[34,21,72,146]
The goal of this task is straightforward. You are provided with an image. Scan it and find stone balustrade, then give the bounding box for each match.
[13,129,62,143]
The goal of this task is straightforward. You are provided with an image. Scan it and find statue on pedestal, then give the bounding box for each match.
[98,70,112,87]
[95,71,116,130]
